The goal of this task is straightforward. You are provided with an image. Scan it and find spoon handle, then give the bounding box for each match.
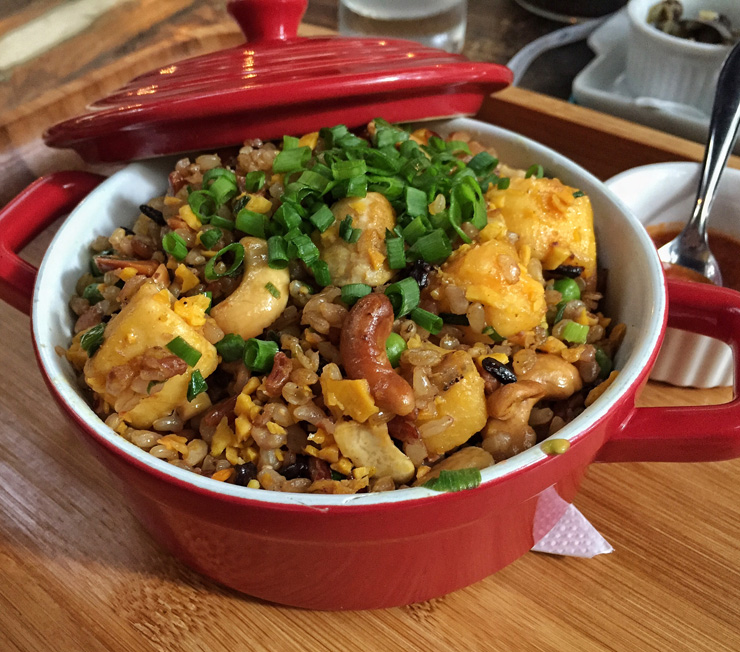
[690,40,740,236]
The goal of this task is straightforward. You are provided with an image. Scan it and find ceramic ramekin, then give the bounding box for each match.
[607,161,740,387]
[3,120,740,610]
[625,0,740,114]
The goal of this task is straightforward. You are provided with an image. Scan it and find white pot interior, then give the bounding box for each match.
[32,118,666,507]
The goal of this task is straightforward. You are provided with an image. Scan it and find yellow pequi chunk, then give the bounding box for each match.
[316,192,396,287]
[84,280,217,429]
[334,421,415,484]
[486,177,597,279]
[210,237,289,340]
[416,350,487,456]
[320,373,379,423]
[438,237,546,339]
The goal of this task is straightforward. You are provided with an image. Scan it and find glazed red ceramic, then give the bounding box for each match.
[43,0,512,163]
[2,117,740,610]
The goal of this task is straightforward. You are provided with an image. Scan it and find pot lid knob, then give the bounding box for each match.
[227,0,306,42]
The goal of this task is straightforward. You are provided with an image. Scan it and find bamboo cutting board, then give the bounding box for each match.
[2,12,740,652]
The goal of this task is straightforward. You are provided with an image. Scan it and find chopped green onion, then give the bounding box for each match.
[296,170,331,193]
[346,175,367,198]
[283,135,300,149]
[406,229,451,264]
[467,151,498,175]
[244,171,266,192]
[202,290,212,314]
[273,203,303,231]
[283,227,303,243]
[243,338,279,373]
[310,259,332,286]
[439,313,469,326]
[166,336,202,367]
[386,235,406,270]
[309,205,335,232]
[410,307,443,334]
[341,283,372,306]
[332,159,367,180]
[208,175,238,205]
[320,124,349,148]
[424,468,482,492]
[199,227,221,250]
[553,277,581,302]
[188,190,217,222]
[89,250,111,276]
[367,174,405,199]
[80,323,105,356]
[595,346,612,379]
[235,209,266,239]
[288,234,320,265]
[446,140,471,155]
[525,164,544,179]
[405,186,429,218]
[215,333,246,362]
[385,332,407,368]
[401,216,429,245]
[201,168,236,188]
[187,370,208,402]
[385,277,420,317]
[162,231,188,261]
[209,215,235,231]
[339,215,362,243]
[272,146,311,174]
[552,301,567,325]
[267,236,289,269]
[497,177,510,190]
[265,281,281,298]
[573,190,585,198]
[203,242,245,280]
[82,283,103,305]
[482,325,504,342]
[561,320,589,344]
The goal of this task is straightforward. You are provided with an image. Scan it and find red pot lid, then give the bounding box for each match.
[44,0,513,163]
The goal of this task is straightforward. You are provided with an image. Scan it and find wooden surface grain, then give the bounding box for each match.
[1,5,740,652]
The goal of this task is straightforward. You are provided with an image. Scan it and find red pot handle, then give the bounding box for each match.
[0,171,105,315]
[597,278,740,463]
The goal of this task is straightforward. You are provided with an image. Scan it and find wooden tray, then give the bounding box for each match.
[2,23,739,652]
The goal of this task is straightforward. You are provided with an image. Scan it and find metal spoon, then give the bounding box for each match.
[658,39,740,285]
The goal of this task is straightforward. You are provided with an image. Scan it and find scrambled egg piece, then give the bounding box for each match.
[84,280,217,428]
[316,192,396,286]
[437,237,547,339]
[486,177,597,278]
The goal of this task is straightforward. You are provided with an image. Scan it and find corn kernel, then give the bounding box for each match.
[118,266,138,281]
[246,194,273,214]
[299,131,319,149]
[179,204,202,230]
[246,479,260,489]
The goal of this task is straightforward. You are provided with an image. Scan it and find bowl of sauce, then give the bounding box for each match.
[607,161,739,387]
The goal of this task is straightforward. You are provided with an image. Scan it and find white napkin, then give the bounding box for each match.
[531,486,613,558]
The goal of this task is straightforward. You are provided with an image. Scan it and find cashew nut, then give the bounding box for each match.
[516,353,583,400]
[210,237,289,340]
[333,421,415,484]
[482,380,545,461]
[316,192,397,287]
[340,293,415,416]
[413,446,493,486]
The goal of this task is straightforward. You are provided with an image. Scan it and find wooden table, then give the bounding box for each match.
[2,4,740,651]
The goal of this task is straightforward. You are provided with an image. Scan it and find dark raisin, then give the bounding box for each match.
[139,204,166,225]
[281,456,310,480]
[408,260,434,289]
[233,462,258,486]
[308,456,331,481]
[550,264,584,279]
[481,357,517,385]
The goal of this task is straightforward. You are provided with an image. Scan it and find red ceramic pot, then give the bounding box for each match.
[2,118,740,610]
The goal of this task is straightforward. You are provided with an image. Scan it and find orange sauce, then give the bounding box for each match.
[647,222,740,290]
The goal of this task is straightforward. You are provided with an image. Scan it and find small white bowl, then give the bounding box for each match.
[606,161,739,388]
[625,0,740,114]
